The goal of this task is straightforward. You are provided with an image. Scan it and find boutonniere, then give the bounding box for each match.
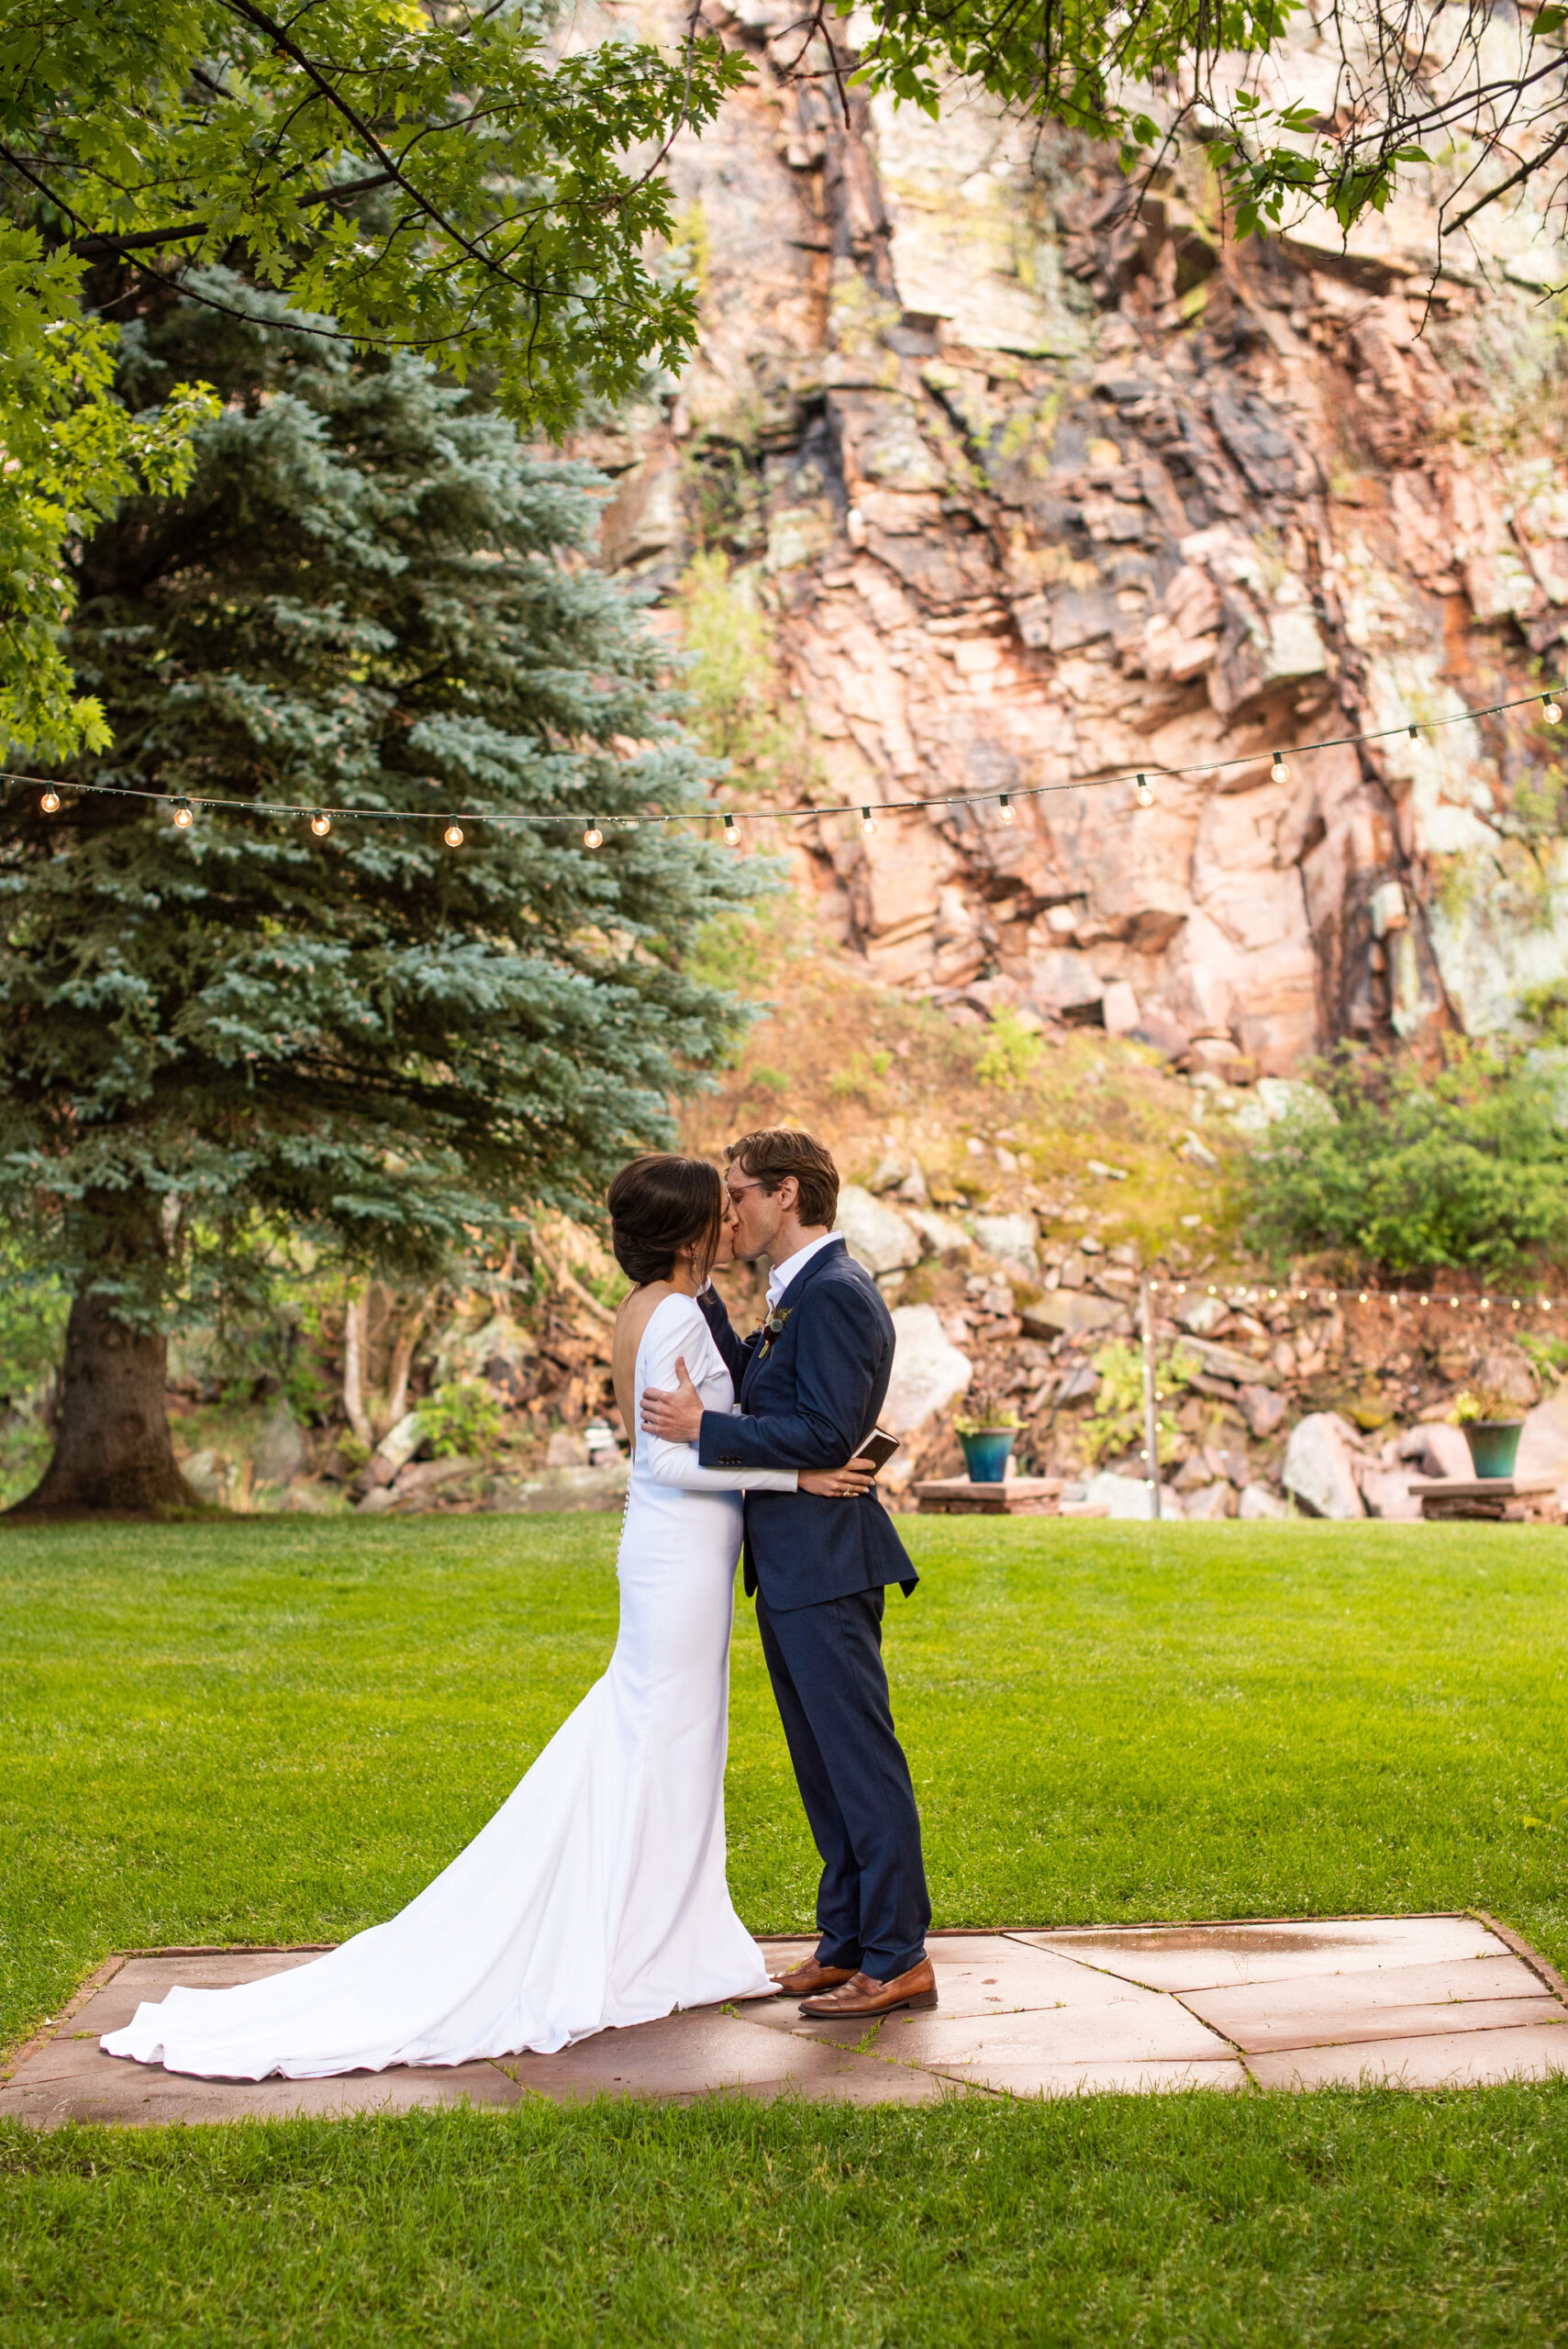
[752,1303,791,1362]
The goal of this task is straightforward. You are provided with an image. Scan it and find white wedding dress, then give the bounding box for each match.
[102,1294,794,2079]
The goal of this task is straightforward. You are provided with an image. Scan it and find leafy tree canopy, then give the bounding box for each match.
[0,0,747,758]
[833,0,1568,250]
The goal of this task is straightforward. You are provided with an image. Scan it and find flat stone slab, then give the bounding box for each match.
[4,1915,1563,2127]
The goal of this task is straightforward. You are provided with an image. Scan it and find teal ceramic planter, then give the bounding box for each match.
[959,1428,1016,1484]
[1462,1420,1523,1479]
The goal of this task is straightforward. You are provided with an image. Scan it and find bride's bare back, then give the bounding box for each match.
[612,1282,680,1460]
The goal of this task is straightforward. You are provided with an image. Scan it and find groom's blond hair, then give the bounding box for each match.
[727,1129,839,1229]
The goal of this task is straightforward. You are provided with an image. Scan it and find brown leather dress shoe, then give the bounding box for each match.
[770,1957,858,1998]
[798,1956,937,2018]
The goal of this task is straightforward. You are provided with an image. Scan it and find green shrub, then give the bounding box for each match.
[1243,1043,1568,1275]
[1082,1340,1201,1464]
[975,1008,1045,1089]
[420,1381,503,1460]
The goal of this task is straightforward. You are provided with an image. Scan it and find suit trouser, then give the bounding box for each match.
[755,1585,930,1980]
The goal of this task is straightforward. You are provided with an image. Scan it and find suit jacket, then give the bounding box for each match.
[695,1235,917,1612]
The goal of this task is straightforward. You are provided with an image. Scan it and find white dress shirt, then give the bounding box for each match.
[765,1230,841,1309]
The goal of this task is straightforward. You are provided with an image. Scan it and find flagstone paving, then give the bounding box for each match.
[4,1917,1565,2128]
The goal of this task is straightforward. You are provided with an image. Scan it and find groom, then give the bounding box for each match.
[640,1128,934,2019]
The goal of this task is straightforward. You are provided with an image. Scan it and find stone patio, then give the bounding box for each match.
[5,1915,1565,2128]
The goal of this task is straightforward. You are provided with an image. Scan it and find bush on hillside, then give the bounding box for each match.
[1243,1044,1568,1275]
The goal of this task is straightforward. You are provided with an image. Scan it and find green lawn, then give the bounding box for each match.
[4,1516,1568,2344]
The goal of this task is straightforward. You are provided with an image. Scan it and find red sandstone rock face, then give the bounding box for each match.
[569,0,1568,1071]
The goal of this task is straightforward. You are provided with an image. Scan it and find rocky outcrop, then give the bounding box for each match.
[576,0,1568,1072]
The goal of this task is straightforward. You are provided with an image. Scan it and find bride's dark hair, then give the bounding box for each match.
[606,1155,725,1286]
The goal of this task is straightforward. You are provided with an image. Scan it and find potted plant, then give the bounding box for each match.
[953,1383,1022,1484]
[1449,1389,1525,1480]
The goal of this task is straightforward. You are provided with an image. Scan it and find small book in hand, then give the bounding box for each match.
[851,1427,900,1475]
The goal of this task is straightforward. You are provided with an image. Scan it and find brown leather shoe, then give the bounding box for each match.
[798,1957,937,2018]
[770,1957,858,1998]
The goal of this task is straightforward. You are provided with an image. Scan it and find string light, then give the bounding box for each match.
[310,812,331,838]
[39,788,59,813]
[725,813,740,848]
[443,822,463,847]
[583,820,603,849]
[172,798,194,829]
[6,673,1566,845]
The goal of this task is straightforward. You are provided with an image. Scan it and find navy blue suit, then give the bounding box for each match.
[696,1237,930,1979]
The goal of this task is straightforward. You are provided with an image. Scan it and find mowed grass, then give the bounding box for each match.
[4,1515,1568,2345]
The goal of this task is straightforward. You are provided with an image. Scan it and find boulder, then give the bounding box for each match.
[1516,1394,1568,1487]
[834,1185,921,1275]
[1175,1293,1230,1335]
[970,1212,1040,1276]
[882,1305,973,1433]
[1238,1482,1289,1520]
[1180,1481,1237,1520]
[1084,1471,1159,1519]
[435,1310,539,1396]
[547,1429,591,1467]
[254,1399,307,1486]
[1396,1421,1473,1479]
[1283,1412,1366,1520]
[1180,1336,1281,1387]
[180,1449,225,1505]
[359,1409,424,1491]
[1021,1291,1126,1339]
[1469,1345,1540,1410]
[1238,1385,1288,1439]
[906,1208,972,1262]
[1359,1468,1423,1521]
[391,1456,479,1501]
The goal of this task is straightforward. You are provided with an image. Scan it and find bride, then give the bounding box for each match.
[103,1154,876,2079]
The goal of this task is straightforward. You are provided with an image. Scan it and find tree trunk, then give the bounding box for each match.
[8,1285,198,1519]
[342,1283,373,1446]
[385,1286,439,1427]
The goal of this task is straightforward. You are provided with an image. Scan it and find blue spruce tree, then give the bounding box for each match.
[2,279,762,1515]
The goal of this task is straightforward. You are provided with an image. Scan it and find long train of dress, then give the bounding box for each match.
[102,1293,793,2079]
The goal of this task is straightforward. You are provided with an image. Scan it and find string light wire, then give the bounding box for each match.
[8,676,1566,840]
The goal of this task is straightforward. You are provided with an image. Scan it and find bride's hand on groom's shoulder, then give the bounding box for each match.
[640,1356,705,1442]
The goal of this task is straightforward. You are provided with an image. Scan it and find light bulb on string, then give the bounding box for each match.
[1135,773,1153,807]
[583,820,603,849]
[724,813,741,849]
[1545,693,1563,724]
[1270,751,1290,785]
[443,822,464,848]
[997,794,1014,824]
[39,788,60,814]
[172,797,194,829]
[310,812,331,838]
[1407,726,1424,754]
[861,807,877,837]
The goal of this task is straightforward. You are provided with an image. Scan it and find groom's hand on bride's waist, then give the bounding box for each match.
[639,1355,705,1442]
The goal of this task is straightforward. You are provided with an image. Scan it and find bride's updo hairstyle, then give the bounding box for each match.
[607,1155,725,1287]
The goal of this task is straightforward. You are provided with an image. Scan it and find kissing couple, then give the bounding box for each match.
[104,1128,935,2079]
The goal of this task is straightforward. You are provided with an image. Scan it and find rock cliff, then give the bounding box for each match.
[573,0,1568,1073]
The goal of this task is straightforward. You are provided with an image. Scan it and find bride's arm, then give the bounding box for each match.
[640,1306,798,1493]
